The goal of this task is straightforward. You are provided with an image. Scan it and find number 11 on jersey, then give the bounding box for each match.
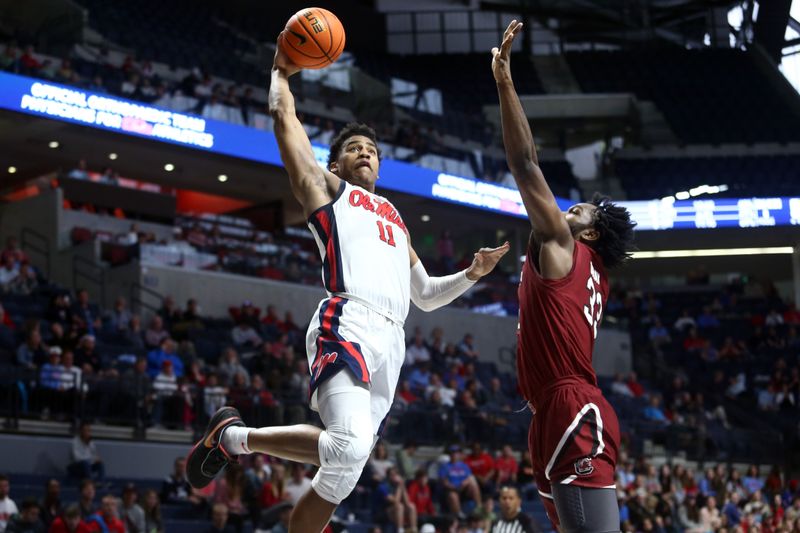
[377,221,396,247]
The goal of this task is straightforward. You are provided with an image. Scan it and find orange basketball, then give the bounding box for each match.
[279,7,346,70]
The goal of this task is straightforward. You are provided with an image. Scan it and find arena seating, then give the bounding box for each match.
[615,154,800,200]
[566,48,800,144]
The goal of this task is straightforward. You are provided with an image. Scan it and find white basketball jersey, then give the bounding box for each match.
[307,180,411,323]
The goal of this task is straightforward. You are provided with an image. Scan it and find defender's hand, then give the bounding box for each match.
[466,242,511,280]
[273,32,303,77]
[491,20,523,83]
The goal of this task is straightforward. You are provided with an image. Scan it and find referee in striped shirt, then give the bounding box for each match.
[489,486,539,533]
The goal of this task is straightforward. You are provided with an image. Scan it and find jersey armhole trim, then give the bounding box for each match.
[527,240,580,288]
[306,179,347,223]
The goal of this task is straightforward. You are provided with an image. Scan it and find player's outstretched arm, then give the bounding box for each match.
[408,242,509,312]
[269,36,337,218]
[492,22,572,247]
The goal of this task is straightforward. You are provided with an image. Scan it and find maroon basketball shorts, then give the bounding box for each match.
[528,384,619,526]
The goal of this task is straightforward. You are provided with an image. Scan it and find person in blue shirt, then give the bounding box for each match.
[408,361,432,393]
[642,396,670,425]
[146,338,183,378]
[438,446,482,518]
[722,492,742,526]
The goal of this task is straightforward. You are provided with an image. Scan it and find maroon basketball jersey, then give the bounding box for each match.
[516,240,608,410]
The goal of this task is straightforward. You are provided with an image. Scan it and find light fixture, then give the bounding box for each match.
[108,153,118,160]
[48,141,59,149]
[421,214,430,222]
[7,166,16,174]
[164,163,175,172]
[217,174,228,183]
[633,247,793,259]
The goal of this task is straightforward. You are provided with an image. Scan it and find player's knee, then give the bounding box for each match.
[312,463,364,505]
[318,416,373,468]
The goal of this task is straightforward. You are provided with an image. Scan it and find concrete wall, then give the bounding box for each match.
[0,434,187,479]
[0,189,61,277]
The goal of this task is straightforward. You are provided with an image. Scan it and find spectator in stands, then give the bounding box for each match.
[697,306,720,329]
[16,329,46,369]
[73,336,100,375]
[0,43,19,72]
[47,505,88,533]
[47,295,73,327]
[85,495,123,533]
[259,463,288,511]
[0,255,19,292]
[648,318,671,352]
[683,327,708,353]
[625,372,645,397]
[18,46,41,75]
[231,320,262,350]
[56,60,73,84]
[157,297,181,330]
[144,316,169,349]
[66,160,89,181]
[141,490,162,533]
[494,445,518,486]
[673,309,697,333]
[203,373,227,419]
[72,480,95,520]
[743,490,770,522]
[161,457,190,504]
[213,465,247,531]
[152,360,179,427]
[722,491,742,526]
[376,467,416,533]
[68,424,104,482]
[465,442,495,495]
[438,446,481,517]
[489,486,537,533]
[119,484,144,533]
[368,442,395,485]
[1,237,28,267]
[71,290,101,336]
[9,263,37,296]
[6,498,44,533]
[59,351,81,392]
[146,338,183,378]
[40,479,61,527]
[426,374,456,408]
[744,465,765,495]
[408,362,432,393]
[485,377,511,411]
[457,334,479,360]
[218,348,250,388]
[40,347,64,391]
[283,464,311,507]
[407,468,434,524]
[204,503,234,533]
[104,298,132,333]
[765,308,785,327]
[718,336,745,360]
[0,474,18,533]
[405,329,431,365]
[643,395,670,425]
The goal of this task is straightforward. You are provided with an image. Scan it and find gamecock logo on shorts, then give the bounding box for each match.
[574,457,594,476]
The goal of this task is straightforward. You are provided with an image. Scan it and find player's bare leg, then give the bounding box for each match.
[246,425,322,465]
[289,488,337,533]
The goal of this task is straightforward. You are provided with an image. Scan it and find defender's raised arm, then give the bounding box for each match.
[492,22,572,249]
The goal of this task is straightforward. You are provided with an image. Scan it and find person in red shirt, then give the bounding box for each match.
[406,469,435,522]
[49,505,90,533]
[494,445,519,486]
[465,442,496,494]
[84,496,124,533]
[625,372,645,398]
[493,20,635,532]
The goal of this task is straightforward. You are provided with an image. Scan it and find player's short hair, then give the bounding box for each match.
[327,123,381,169]
[589,193,636,269]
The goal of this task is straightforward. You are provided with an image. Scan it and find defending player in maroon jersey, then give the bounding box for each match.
[492,21,636,532]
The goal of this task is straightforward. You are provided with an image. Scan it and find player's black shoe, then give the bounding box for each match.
[186,406,245,488]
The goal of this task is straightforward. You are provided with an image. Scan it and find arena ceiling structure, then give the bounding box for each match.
[478,0,792,55]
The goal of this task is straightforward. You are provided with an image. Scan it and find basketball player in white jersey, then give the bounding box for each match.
[186,35,510,532]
